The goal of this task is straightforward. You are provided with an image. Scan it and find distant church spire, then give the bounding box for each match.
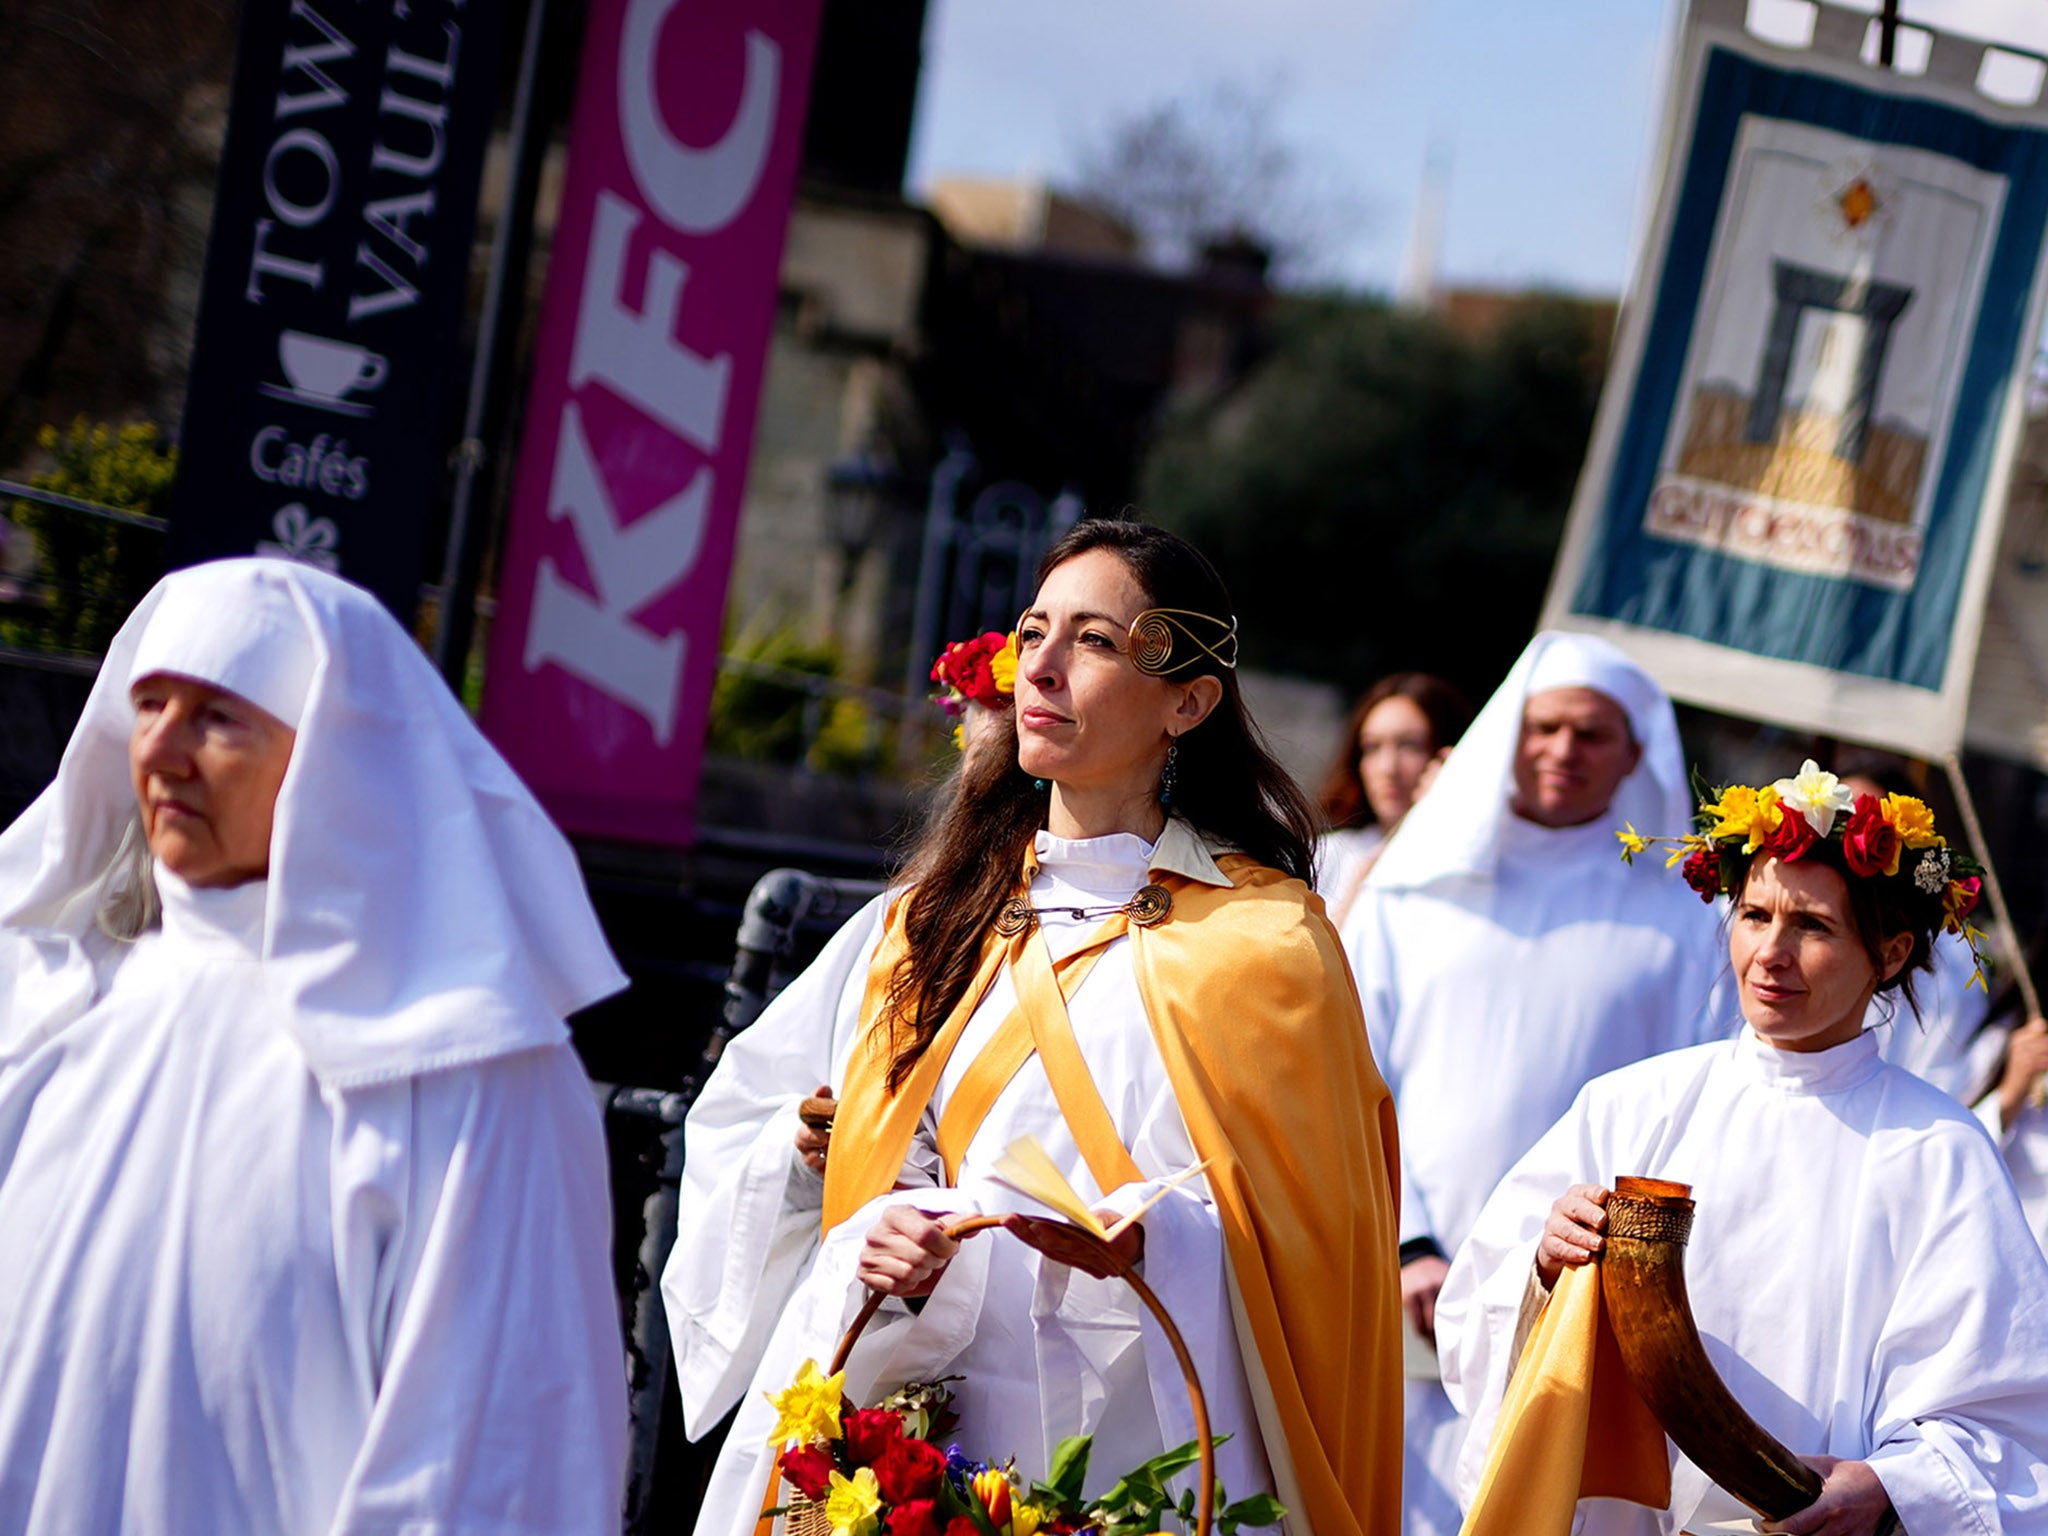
[1396,138,1452,310]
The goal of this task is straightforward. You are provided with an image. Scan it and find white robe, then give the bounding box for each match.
[1314,824,1385,928]
[1438,1029,2048,1535]
[1976,1090,2048,1259]
[0,873,627,1535]
[662,892,891,1437]
[691,830,1271,1536]
[1340,815,1725,1536]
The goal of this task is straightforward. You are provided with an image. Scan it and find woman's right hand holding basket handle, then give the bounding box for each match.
[857,1206,965,1297]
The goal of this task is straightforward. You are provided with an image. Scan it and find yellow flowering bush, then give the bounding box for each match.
[5,417,176,653]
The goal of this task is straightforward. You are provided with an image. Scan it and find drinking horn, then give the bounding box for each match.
[1599,1177,1825,1521]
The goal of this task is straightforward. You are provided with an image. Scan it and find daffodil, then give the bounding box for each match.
[1703,784,1782,852]
[1616,824,1650,863]
[1011,1503,1048,1536]
[823,1467,883,1535]
[764,1359,845,1449]
[1771,759,1855,838]
[990,634,1019,694]
[1880,793,1945,850]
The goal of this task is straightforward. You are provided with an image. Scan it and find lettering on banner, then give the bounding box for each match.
[1645,477,1922,589]
[521,4,785,740]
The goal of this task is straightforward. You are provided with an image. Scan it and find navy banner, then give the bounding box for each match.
[167,0,504,615]
[1544,0,2048,753]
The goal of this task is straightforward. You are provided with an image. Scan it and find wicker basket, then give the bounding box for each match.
[764,1213,1218,1536]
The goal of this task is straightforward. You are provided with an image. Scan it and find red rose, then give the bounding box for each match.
[1681,844,1721,903]
[886,1501,943,1536]
[778,1444,836,1502]
[841,1408,904,1467]
[943,1521,980,1536]
[1760,806,1817,862]
[1840,793,1902,878]
[874,1436,949,1503]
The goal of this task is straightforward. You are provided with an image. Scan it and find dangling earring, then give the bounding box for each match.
[1032,777,1049,792]
[1157,738,1179,808]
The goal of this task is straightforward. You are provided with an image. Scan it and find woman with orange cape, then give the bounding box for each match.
[688,520,1402,1536]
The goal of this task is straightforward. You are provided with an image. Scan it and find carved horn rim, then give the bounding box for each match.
[1600,1175,1825,1521]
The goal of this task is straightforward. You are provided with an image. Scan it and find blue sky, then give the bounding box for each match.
[904,0,2048,296]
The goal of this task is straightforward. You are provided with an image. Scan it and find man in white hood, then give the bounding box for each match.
[0,559,630,1534]
[1339,630,1725,1536]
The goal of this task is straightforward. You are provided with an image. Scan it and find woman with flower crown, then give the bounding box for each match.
[1436,762,2048,1536]
[687,519,1403,1536]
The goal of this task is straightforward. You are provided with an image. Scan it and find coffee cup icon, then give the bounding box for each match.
[262,331,388,416]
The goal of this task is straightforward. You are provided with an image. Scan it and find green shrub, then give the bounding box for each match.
[5,418,175,653]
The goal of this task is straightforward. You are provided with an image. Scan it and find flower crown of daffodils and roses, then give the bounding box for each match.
[1617,760,1987,945]
[765,1358,1284,1536]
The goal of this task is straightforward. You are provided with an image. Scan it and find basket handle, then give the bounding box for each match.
[829,1212,1217,1536]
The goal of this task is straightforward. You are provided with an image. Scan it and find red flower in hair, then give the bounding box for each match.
[1840,793,1903,878]
[1681,844,1721,903]
[930,632,1015,712]
[1759,804,1818,862]
[777,1444,836,1502]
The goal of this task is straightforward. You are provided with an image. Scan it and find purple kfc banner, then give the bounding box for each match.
[480,0,823,845]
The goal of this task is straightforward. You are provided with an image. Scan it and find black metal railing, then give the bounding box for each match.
[0,478,167,661]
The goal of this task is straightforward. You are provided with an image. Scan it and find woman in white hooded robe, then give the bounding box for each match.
[1436,763,2048,1536]
[0,558,631,1535]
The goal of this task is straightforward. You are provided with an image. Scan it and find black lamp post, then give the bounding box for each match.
[824,449,897,597]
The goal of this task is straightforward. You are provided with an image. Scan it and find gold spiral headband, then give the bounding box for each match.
[1126,607,1238,675]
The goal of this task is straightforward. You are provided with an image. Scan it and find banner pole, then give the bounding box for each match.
[1940,753,2043,1056]
[432,0,558,690]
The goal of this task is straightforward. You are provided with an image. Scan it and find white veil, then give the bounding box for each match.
[0,558,628,1084]
[1368,630,1694,892]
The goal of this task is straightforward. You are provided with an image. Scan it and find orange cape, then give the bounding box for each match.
[824,855,1404,1536]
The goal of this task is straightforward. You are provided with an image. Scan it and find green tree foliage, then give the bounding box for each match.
[6,417,175,653]
[1142,293,1607,701]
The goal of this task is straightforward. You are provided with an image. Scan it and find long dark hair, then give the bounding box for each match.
[1317,672,1473,830]
[882,517,1320,1088]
